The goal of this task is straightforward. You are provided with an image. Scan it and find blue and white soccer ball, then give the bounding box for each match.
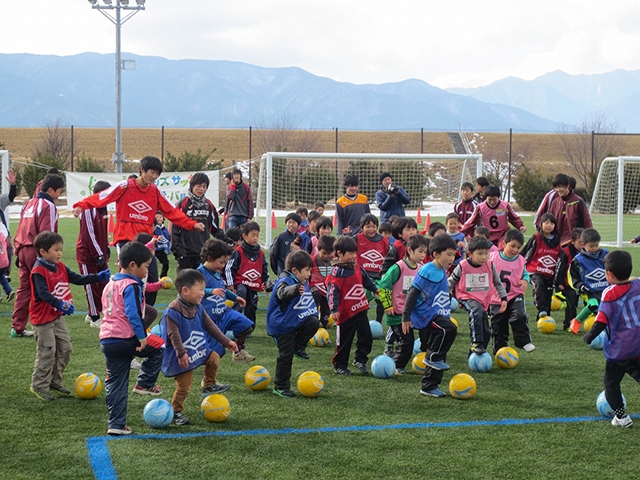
[413,338,421,355]
[371,355,396,379]
[450,297,459,312]
[369,320,383,339]
[225,330,236,340]
[150,324,163,336]
[596,390,627,418]
[468,352,492,373]
[590,331,605,350]
[143,398,174,429]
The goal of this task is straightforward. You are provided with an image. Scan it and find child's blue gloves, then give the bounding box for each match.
[98,269,111,282]
[58,301,75,315]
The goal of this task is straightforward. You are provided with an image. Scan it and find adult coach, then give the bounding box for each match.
[534,173,592,245]
[376,172,410,224]
[225,168,253,228]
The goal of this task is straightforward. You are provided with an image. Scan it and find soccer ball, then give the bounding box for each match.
[225,299,235,308]
[160,276,173,289]
[449,317,459,328]
[371,355,396,379]
[297,371,324,398]
[550,295,563,311]
[412,352,427,375]
[451,297,459,312]
[590,331,606,350]
[309,328,330,347]
[201,394,230,423]
[244,365,271,391]
[449,373,477,399]
[413,338,421,355]
[225,330,235,340]
[583,314,596,331]
[468,352,492,373]
[495,346,519,369]
[369,320,383,339]
[536,316,556,334]
[326,315,335,328]
[150,324,163,336]
[143,398,174,429]
[75,373,102,399]
[596,390,627,418]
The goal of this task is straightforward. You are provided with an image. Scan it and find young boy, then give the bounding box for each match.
[269,213,301,275]
[314,201,325,216]
[335,174,370,235]
[28,232,111,401]
[379,222,393,242]
[201,239,255,362]
[402,235,458,397]
[569,228,609,333]
[473,176,489,204]
[583,250,640,427]
[161,268,238,425]
[445,212,466,270]
[306,210,322,254]
[296,207,309,235]
[315,216,334,239]
[522,212,561,320]
[555,228,584,331]
[226,168,254,228]
[460,185,526,248]
[448,236,508,355]
[267,250,320,397]
[378,234,429,374]
[473,226,499,253]
[327,236,379,375]
[454,182,479,225]
[225,221,269,332]
[380,217,418,275]
[490,230,535,353]
[154,211,171,278]
[310,235,335,328]
[356,213,389,323]
[100,242,166,436]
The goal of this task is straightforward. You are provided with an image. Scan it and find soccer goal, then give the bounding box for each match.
[255,152,482,246]
[590,156,640,246]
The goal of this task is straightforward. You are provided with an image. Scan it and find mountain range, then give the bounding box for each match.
[1,52,639,131]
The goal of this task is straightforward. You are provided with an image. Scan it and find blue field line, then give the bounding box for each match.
[87,414,636,480]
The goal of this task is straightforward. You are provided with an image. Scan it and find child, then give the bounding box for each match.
[225,221,269,331]
[201,239,255,362]
[569,228,609,333]
[296,207,309,235]
[449,236,507,355]
[473,226,499,253]
[381,217,418,275]
[161,268,238,425]
[378,234,429,374]
[473,176,489,203]
[269,213,301,275]
[356,213,389,323]
[522,212,561,320]
[154,211,171,278]
[490,230,535,353]
[555,228,584,331]
[327,236,379,375]
[379,222,393,243]
[225,226,242,247]
[454,182,479,225]
[29,232,111,401]
[314,201,325,216]
[310,235,335,328]
[336,174,370,235]
[445,212,466,271]
[0,222,14,302]
[306,210,321,255]
[267,250,320,397]
[460,185,526,248]
[402,235,458,397]
[100,242,165,436]
[583,250,640,427]
[315,216,334,239]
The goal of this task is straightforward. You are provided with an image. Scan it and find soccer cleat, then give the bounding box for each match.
[30,386,54,401]
[523,343,536,352]
[294,349,310,360]
[173,412,190,425]
[201,382,230,396]
[420,387,446,398]
[353,361,369,375]
[334,367,352,376]
[470,343,486,355]
[423,359,450,371]
[394,368,408,375]
[130,358,142,370]
[107,426,132,436]
[273,388,296,397]
[132,384,163,396]
[6,290,15,302]
[569,318,581,334]
[84,315,92,325]
[50,385,71,396]
[233,349,256,362]
[612,414,633,428]
[11,328,34,338]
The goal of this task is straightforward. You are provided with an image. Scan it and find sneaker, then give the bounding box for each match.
[523,343,536,352]
[294,349,310,360]
[201,382,230,396]
[50,385,71,396]
[420,387,446,397]
[384,344,395,357]
[423,359,450,371]
[132,384,163,396]
[107,426,132,436]
[612,414,633,428]
[6,291,15,302]
[470,343,486,355]
[233,349,256,362]
[394,368,408,375]
[30,386,54,401]
[90,319,102,328]
[334,367,352,376]
[173,411,190,425]
[11,328,34,338]
[353,361,369,375]
[569,318,581,334]
[273,388,296,397]
[84,315,92,325]
[130,358,141,370]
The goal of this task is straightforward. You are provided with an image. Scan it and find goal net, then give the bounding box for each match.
[255,152,482,246]
[590,156,640,246]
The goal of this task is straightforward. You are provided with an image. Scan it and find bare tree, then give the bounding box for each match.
[556,111,624,192]
[253,111,321,154]
[33,119,72,167]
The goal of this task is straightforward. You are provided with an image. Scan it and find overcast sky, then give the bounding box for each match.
[3,1,640,89]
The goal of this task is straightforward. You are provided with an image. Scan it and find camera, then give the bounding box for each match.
[387,184,398,195]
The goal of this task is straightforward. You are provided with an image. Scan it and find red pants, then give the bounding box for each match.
[12,246,37,333]
[78,262,108,317]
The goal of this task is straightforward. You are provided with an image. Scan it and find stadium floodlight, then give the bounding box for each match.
[87,0,147,173]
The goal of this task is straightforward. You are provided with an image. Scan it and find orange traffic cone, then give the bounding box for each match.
[426,213,431,229]
[333,213,338,226]
[416,209,422,225]
[271,212,278,229]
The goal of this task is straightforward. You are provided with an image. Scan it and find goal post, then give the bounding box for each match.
[256,152,482,246]
[590,156,640,247]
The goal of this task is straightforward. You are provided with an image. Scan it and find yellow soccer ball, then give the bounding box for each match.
[495,346,519,369]
[244,365,271,391]
[75,373,102,399]
[583,314,596,331]
[550,295,563,311]
[450,317,458,328]
[200,394,230,423]
[326,315,335,328]
[449,373,477,399]
[297,371,324,398]
[160,277,173,290]
[412,352,427,375]
[536,316,556,334]
[309,328,330,347]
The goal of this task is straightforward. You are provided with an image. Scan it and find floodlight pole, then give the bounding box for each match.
[89,0,146,173]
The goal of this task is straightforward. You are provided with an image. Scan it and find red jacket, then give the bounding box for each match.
[14,193,58,254]
[539,191,592,245]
